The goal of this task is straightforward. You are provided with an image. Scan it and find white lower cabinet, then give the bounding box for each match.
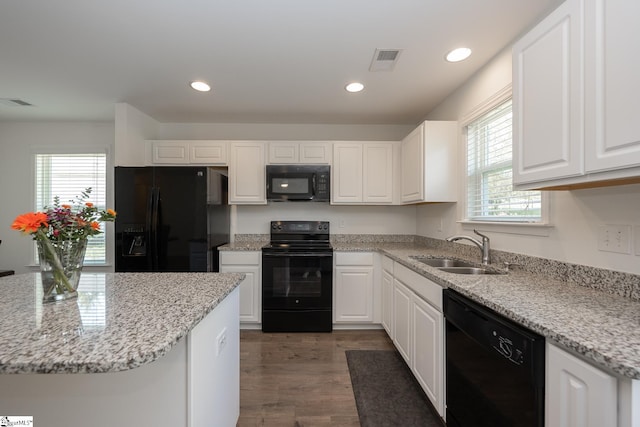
[392,279,412,363]
[411,294,443,416]
[546,343,618,427]
[219,251,261,324]
[389,261,444,417]
[334,252,375,323]
[381,256,394,337]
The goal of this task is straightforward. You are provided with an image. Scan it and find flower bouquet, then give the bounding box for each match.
[12,188,116,302]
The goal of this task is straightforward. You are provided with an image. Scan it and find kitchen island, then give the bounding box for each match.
[0,272,244,427]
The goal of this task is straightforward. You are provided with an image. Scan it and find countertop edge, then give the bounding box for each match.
[0,273,245,375]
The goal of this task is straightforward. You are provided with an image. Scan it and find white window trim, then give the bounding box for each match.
[30,145,114,268]
[457,84,552,237]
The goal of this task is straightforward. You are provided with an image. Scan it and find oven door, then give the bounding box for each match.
[262,251,333,310]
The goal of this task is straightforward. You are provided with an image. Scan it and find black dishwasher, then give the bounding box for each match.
[443,289,545,427]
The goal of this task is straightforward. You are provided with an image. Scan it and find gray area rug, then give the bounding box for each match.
[346,350,443,427]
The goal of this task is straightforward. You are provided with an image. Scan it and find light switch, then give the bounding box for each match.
[597,224,631,254]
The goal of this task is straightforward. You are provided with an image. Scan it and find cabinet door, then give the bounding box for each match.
[401,125,424,203]
[268,142,299,164]
[512,0,585,185]
[412,296,444,417]
[334,267,374,322]
[300,143,330,164]
[219,265,261,323]
[585,0,640,172]
[546,343,617,427]
[332,143,363,203]
[381,269,394,337]
[151,141,190,164]
[229,142,266,204]
[190,141,227,165]
[393,279,412,365]
[363,143,393,203]
[219,252,262,324]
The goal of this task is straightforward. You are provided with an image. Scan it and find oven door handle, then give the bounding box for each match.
[262,252,333,257]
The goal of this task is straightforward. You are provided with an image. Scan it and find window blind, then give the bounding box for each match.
[35,153,108,264]
[466,99,541,221]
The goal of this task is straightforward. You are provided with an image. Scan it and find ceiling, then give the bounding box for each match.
[0,0,561,125]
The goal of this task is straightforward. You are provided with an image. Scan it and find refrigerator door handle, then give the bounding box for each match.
[144,187,154,270]
[148,187,160,270]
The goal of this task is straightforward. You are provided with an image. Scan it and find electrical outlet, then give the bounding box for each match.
[216,328,227,357]
[339,220,346,228]
[597,225,631,254]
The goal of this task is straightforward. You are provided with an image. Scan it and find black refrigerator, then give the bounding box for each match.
[114,166,230,272]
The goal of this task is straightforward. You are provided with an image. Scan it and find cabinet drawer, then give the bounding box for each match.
[394,263,442,310]
[220,251,260,265]
[335,252,374,266]
[382,255,394,273]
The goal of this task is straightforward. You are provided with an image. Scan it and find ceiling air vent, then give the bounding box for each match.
[369,49,402,72]
[0,98,33,107]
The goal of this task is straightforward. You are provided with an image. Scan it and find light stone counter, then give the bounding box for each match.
[0,272,244,374]
[333,241,640,380]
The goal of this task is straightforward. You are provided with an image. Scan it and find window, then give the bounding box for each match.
[465,98,542,222]
[35,153,108,264]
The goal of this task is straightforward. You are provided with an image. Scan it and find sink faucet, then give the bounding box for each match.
[445,229,491,265]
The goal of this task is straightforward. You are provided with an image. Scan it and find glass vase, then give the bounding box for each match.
[37,238,87,303]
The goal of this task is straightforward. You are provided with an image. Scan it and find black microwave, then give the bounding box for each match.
[266,165,330,202]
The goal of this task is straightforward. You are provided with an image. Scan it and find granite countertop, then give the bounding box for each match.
[0,272,244,374]
[332,242,640,380]
[219,241,266,251]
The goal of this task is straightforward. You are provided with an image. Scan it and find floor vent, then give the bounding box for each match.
[0,98,33,107]
[369,49,402,72]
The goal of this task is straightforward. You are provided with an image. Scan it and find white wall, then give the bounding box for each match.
[236,204,417,235]
[421,46,640,275]
[0,122,115,274]
[158,122,413,142]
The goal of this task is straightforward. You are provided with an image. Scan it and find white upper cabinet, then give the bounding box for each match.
[332,143,363,203]
[149,140,228,165]
[228,142,266,204]
[400,121,457,204]
[512,0,585,185]
[332,141,396,204]
[584,0,640,173]
[190,141,228,164]
[514,0,640,189]
[267,142,330,164]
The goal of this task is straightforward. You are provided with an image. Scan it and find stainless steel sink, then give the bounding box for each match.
[412,257,475,268]
[438,267,505,275]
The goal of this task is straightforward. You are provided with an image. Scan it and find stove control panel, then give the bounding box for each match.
[270,221,330,234]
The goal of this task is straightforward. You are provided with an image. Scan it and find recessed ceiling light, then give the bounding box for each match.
[345,82,365,93]
[190,81,211,92]
[445,47,472,63]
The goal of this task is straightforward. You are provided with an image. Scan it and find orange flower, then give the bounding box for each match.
[85,202,94,208]
[61,204,71,209]
[107,209,116,216]
[90,222,100,231]
[11,212,48,234]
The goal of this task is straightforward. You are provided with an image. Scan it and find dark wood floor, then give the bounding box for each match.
[237,329,395,427]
